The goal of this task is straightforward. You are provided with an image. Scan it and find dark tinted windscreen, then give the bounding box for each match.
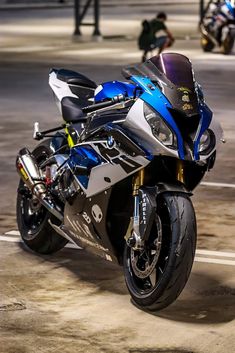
[122,53,199,116]
[150,53,194,89]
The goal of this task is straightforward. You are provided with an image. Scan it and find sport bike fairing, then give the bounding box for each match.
[122,53,220,161]
[48,53,222,200]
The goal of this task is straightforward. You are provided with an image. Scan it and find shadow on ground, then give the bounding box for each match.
[18,242,235,325]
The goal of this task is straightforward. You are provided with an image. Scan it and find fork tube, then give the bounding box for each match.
[132,169,145,236]
[176,160,185,184]
[132,169,145,196]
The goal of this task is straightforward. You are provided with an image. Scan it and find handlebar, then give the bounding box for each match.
[82,94,128,114]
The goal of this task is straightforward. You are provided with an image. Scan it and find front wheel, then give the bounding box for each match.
[123,192,196,311]
[221,34,234,54]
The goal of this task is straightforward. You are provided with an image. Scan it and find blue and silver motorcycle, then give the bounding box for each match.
[16,53,223,311]
[200,0,235,54]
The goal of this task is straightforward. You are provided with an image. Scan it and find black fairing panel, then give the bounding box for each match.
[64,188,120,263]
[69,84,95,107]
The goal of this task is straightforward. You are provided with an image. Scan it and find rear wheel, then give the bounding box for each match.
[123,192,196,311]
[16,139,68,254]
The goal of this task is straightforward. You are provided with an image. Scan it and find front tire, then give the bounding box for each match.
[16,139,68,254]
[123,192,196,311]
[201,34,215,52]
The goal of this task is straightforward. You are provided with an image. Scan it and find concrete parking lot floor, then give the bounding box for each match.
[1,239,235,353]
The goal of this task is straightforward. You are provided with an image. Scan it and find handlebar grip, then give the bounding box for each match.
[82,94,126,114]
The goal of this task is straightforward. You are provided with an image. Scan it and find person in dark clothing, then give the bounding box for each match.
[138,12,175,62]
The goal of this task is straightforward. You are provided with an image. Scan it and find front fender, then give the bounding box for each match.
[156,182,192,196]
[138,183,191,242]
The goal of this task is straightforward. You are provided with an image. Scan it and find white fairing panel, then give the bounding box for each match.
[123,99,179,158]
[86,155,149,197]
[49,71,77,113]
[49,71,77,101]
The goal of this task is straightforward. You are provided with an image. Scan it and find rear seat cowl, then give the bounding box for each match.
[56,69,97,89]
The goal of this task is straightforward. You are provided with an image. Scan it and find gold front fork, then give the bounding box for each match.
[132,168,145,195]
[176,160,185,184]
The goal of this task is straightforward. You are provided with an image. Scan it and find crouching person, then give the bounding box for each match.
[138,12,175,62]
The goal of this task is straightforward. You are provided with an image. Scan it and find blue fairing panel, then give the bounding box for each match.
[94,81,137,102]
[69,146,103,188]
[225,0,235,16]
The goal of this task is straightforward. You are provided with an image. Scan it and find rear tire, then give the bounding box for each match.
[16,139,68,254]
[123,192,196,311]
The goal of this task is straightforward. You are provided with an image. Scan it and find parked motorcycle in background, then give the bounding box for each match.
[16,53,223,311]
[200,0,235,54]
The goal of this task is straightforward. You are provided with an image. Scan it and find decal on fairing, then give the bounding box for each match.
[94,144,142,173]
[91,204,103,223]
[66,215,109,252]
[75,140,150,197]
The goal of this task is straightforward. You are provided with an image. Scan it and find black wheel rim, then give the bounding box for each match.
[126,196,172,296]
[19,185,47,240]
[18,148,49,240]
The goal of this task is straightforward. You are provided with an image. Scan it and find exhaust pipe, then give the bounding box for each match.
[16,148,46,197]
[16,148,63,222]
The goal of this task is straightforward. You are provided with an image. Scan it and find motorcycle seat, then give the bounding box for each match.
[56,69,97,89]
[61,96,87,123]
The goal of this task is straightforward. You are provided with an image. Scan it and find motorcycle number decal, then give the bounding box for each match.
[82,211,91,224]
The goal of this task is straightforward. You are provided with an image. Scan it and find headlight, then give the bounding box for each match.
[144,103,177,148]
[198,129,215,154]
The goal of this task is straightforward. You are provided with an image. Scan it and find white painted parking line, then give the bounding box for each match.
[0,235,20,242]
[0,235,81,249]
[1,234,235,267]
[200,182,235,188]
[5,230,20,236]
[195,257,235,266]
[196,249,235,258]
